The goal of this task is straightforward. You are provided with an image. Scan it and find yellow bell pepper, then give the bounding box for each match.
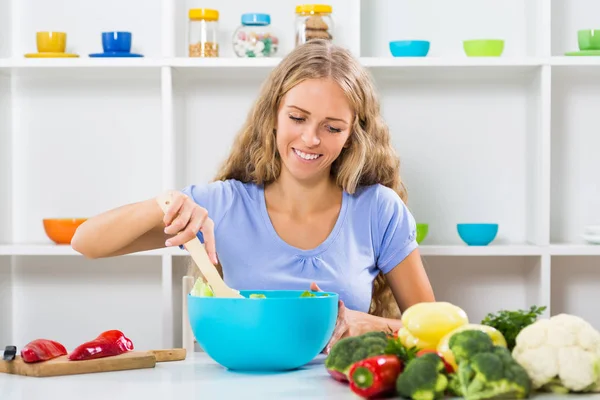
[436,323,508,371]
[397,302,469,351]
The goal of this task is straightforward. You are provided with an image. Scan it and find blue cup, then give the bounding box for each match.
[102,31,132,53]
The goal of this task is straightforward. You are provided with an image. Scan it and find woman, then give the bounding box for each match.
[71,39,435,354]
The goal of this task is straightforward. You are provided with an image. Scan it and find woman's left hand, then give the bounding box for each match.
[310,282,372,354]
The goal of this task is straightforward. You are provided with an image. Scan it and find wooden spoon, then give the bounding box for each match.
[156,192,243,298]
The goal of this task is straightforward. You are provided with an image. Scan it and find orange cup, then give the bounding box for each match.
[36,31,67,53]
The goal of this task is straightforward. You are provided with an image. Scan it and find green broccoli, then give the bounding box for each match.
[324,331,389,380]
[396,352,449,400]
[448,373,464,397]
[449,330,532,400]
[448,329,494,364]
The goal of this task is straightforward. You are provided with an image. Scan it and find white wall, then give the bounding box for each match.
[551,67,600,243]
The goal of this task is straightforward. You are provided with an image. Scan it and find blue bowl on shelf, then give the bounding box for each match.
[187,290,338,371]
[389,40,430,57]
[457,223,498,246]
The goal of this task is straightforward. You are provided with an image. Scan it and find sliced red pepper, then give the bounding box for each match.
[21,339,68,363]
[416,349,454,374]
[68,330,134,361]
[348,355,403,398]
[327,368,349,383]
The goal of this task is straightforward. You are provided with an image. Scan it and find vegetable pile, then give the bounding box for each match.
[324,301,600,399]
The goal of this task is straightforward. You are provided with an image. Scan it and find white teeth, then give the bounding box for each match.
[294,148,320,160]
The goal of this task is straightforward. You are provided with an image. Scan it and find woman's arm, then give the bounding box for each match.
[385,248,436,311]
[348,249,435,333]
[71,198,169,259]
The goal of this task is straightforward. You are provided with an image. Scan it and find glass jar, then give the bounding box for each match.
[188,8,219,57]
[233,13,279,58]
[295,4,334,47]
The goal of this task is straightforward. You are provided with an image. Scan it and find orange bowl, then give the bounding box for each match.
[43,218,87,244]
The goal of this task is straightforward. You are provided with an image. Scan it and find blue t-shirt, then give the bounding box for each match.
[180,179,418,313]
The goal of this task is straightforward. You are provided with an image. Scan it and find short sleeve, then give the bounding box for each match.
[373,185,418,274]
[179,180,236,244]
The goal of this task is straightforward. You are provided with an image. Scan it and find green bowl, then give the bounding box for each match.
[578,29,600,50]
[463,39,504,57]
[416,223,429,244]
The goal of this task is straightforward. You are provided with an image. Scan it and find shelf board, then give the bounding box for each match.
[419,245,543,256]
[0,56,553,70]
[551,56,600,66]
[360,57,545,68]
[0,244,547,257]
[0,56,550,81]
[549,244,600,256]
[0,244,187,256]
[6,57,165,68]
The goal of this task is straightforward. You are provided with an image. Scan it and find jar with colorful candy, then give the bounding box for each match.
[233,13,278,58]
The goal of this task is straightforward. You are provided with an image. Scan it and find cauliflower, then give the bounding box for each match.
[512,313,600,393]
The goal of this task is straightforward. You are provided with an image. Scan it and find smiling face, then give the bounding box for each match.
[275,78,353,185]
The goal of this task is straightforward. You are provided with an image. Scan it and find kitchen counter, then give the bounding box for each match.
[2,352,600,400]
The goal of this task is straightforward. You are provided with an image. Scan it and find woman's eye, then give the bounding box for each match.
[327,126,342,133]
[289,115,305,123]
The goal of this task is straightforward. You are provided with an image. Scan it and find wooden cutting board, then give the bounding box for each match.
[0,348,186,377]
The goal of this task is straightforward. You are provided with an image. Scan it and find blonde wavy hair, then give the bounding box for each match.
[187,39,407,319]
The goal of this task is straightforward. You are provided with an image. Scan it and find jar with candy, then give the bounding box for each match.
[233,13,278,58]
[295,4,334,47]
[188,8,219,57]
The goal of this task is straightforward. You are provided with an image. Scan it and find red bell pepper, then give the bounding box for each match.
[20,339,68,363]
[416,349,454,374]
[68,330,134,361]
[348,354,403,398]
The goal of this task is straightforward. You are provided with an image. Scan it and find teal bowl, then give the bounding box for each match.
[188,290,339,371]
[389,40,430,57]
[457,223,498,246]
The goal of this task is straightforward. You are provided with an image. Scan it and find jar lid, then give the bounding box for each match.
[189,8,219,21]
[241,13,271,26]
[295,4,332,14]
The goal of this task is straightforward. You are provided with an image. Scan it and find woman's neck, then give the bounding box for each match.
[265,169,341,216]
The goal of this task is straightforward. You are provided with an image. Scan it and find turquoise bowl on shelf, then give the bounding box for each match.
[457,223,498,246]
[389,40,430,57]
[188,290,338,371]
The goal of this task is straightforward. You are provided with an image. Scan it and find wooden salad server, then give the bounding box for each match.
[155,191,243,298]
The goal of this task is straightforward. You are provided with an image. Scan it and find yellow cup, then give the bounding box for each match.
[36,31,67,53]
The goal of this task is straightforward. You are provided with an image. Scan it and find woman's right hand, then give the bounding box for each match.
[160,191,218,265]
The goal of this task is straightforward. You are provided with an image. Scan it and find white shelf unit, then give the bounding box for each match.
[1,0,599,351]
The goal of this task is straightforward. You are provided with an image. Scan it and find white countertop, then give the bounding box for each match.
[0,352,351,400]
[2,352,600,400]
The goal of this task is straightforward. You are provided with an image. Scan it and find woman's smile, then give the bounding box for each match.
[292,147,323,163]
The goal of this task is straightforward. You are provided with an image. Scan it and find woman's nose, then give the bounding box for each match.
[301,127,320,147]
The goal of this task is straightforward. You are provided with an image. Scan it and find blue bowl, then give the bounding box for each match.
[102,31,132,53]
[188,290,338,371]
[389,40,430,57]
[457,223,498,246]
